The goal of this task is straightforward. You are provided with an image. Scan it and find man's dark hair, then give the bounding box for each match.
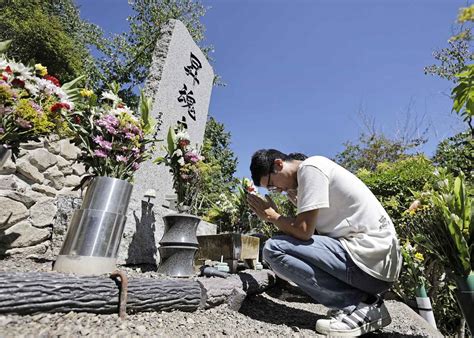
[250,149,291,186]
[288,152,308,160]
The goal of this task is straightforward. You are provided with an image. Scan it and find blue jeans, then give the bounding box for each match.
[263,234,392,311]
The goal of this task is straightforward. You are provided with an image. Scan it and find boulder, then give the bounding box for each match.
[71,163,86,176]
[21,140,44,150]
[16,160,45,184]
[64,175,81,187]
[5,241,50,257]
[0,157,16,175]
[0,191,36,208]
[28,149,58,171]
[0,197,29,228]
[30,197,57,227]
[44,166,65,190]
[56,156,73,175]
[0,221,50,248]
[0,174,29,192]
[58,139,80,160]
[31,184,57,197]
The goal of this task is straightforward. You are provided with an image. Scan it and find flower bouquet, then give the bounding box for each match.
[54,85,160,276]
[0,40,77,162]
[155,125,205,212]
[401,241,437,328]
[65,83,159,182]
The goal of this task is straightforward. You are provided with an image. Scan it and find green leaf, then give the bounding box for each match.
[0,40,12,53]
[167,126,176,154]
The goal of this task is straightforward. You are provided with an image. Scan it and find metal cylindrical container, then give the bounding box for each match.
[54,176,133,276]
[0,145,11,168]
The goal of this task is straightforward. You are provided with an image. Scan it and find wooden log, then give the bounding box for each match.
[0,272,202,315]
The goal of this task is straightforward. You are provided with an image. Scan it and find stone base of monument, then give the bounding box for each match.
[195,234,260,273]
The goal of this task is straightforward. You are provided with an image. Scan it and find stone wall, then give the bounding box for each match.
[0,138,85,257]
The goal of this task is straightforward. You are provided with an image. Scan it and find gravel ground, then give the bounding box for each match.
[0,257,441,337]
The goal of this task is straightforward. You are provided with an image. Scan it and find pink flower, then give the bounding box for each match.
[94,149,108,158]
[184,151,200,163]
[93,135,112,150]
[132,162,140,171]
[116,155,128,163]
[16,118,32,129]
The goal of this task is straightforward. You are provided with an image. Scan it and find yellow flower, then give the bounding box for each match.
[34,64,48,77]
[414,252,424,262]
[458,5,474,23]
[80,88,94,97]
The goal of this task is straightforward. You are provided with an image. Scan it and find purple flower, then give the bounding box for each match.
[16,118,32,129]
[29,101,42,113]
[97,115,119,135]
[132,147,140,157]
[184,151,200,163]
[94,149,108,158]
[125,132,135,139]
[0,127,4,134]
[93,135,112,150]
[116,155,128,163]
[132,162,140,171]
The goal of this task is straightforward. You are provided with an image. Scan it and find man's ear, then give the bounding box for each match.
[274,158,284,171]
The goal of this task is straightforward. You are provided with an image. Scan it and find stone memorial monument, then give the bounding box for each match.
[120,19,215,265]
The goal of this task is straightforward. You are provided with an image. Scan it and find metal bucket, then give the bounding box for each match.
[0,144,11,168]
[54,176,133,275]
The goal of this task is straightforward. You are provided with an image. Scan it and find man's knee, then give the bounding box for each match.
[262,237,286,264]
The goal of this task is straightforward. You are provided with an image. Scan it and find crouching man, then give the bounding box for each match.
[247,149,401,336]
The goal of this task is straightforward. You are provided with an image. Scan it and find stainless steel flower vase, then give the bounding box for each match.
[157,213,200,277]
[54,176,133,275]
[0,145,11,168]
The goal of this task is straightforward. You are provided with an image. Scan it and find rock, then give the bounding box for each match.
[57,188,81,197]
[0,156,16,175]
[25,189,47,201]
[21,140,44,150]
[56,156,73,175]
[0,190,36,208]
[72,163,86,176]
[44,166,65,190]
[0,174,29,191]
[45,141,61,155]
[58,139,80,160]
[5,241,50,256]
[32,184,57,197]
[28,149,58,171]
[0,197,28,228]
[64,175,81,188]
[0,221,50,248]
[30,197,57,227]
[16,160,45,184]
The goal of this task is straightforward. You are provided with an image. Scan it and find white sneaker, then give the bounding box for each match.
[315,297,392,336]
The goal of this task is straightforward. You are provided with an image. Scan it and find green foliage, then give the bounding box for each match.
[357,156,436,221]
[451,64,474,134]
[0,0,100,83]
[96,0,208,104]
[425,5,474,81]
[433,131,474,183]
[335,132,425,173]
[194,117,238,218]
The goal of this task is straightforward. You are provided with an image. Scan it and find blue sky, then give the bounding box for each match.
[76,0,468,179]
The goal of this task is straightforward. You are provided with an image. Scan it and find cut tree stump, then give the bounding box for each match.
[0,272,202,315]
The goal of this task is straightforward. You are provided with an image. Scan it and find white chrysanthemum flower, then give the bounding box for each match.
[178,157,185,166]
[172,149,183,158]
[9,60,34,79]
[101,90,120,103]
[24,82,39,96]
[175,129,190,141]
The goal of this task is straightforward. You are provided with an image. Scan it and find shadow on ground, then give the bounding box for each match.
[239,294,322,331]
